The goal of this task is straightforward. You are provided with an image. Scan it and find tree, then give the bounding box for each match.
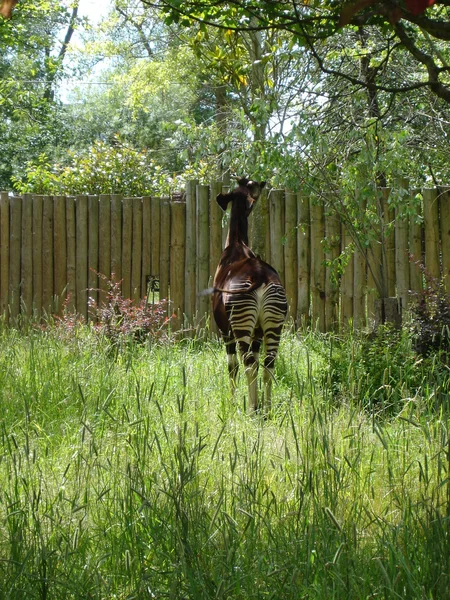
[0,0,84,187]
[138,0,450,306]
[144,0,450,105]
[64,1,215,175]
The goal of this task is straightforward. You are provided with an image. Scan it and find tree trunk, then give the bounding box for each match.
[215,84,230,184]
[44,4,79,101]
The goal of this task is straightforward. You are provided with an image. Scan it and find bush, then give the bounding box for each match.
[12,138,184,196]
[90,275,172,344]
[328,326,421,413]
[42,275,172,346]
[408,265,450,358]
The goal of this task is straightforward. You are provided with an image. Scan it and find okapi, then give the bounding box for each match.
[210,177,288,414]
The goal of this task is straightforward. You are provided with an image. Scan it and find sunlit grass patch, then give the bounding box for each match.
[0,325,448,599]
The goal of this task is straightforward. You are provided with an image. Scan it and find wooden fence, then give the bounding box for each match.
[1,182,449,331]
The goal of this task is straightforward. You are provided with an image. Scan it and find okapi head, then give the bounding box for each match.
[216,177,266,214]
[216,177,266,248]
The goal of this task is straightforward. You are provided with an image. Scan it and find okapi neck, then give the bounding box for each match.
[225,213,249,248]
[226,190,251,247]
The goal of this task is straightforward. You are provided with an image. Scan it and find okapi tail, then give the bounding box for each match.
[199,282,261,296]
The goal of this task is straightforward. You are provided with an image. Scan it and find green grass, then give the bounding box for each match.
[0,324,448,599]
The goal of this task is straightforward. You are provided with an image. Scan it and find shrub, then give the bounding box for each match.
[39,276,172,345]
[12,138,183,196]
[90,275,172,344]
[328,326,421,413]
[408,265,450,358]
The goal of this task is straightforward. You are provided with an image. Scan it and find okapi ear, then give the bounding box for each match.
[236,177,249,187]
[260,181,266,190]
[216,193,230,212]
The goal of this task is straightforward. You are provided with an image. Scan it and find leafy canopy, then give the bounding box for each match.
[145,0,450,103]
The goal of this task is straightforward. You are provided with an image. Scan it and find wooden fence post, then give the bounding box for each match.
[269,189,285,284]
[310,197,326,331]
[340,224,354,330]
[423,187,440,282]
[42,195,54,317]
[381,188,396,297]
[284,190,298,322]
[9,195,21,321]
[367,245,382,327]
[66,196,76,313]
[209,181,222,335]
[99,194,111,305]
[122,196,132,300]
[21,193,33,317]
[297,192,310,326]
[367,188,385,326]
[184,180,198,328]
[150,195,161,281]
[261,187,270,263]
[440,186,450,288]
[75,195,88,320]
[141,196,151,297]
[87,195,99,311]
[250,184,268,259]
[353,194,366,330]
[0,192,9,320]
[324,207,340,331]
[209,181,222,279]
[409,189,422,294]
[395,178,410,313]
[353,242,366,330]
[170,199,186,331]
[159,197,170,304]
[131,197,143,303]
[110,194,122,292]
[196,184,210,329]
[54,195,67,314]
[221,183,230,250]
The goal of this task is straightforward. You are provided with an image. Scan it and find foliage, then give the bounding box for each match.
[408,265,450,358]
[143,0,450,218]
[156,0,450,104]
[324,326,427,414]
[63,7,215,174]
[89,274,172,344]
[0,0,85,188]
[12,138,186,195]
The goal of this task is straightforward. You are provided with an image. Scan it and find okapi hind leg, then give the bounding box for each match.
[224,337,238,393]
[251,337,262,367]
[261,327,284,416]
[237,338,259,413]
[262,352,277,415]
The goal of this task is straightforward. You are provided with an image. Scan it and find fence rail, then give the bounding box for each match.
[1,183,449,331]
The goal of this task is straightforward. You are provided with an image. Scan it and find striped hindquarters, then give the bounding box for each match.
[224,281,287,342]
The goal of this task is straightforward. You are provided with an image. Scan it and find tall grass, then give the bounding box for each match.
[0,324,448,599]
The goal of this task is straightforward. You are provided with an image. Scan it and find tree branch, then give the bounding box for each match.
[58,3,79,63]
[140,0,450,104]
[116,6,154,57]
[394,20,450,103]
[44,3,79,102]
